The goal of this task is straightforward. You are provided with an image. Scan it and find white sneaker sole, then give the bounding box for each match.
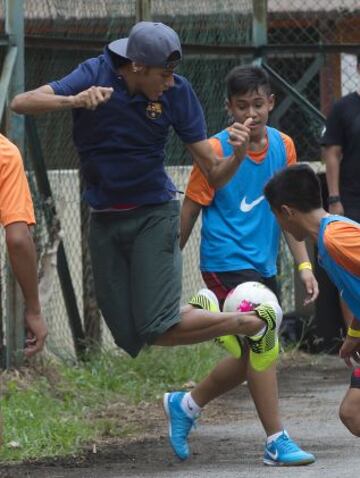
[264,457,315,466]
[163,392,172,438]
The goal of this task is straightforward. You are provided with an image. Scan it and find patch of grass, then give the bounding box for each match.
[0,343,224,462]
[1,384,94,461]
[61,343,224,403]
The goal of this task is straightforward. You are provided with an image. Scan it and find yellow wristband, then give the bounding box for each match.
[348,327,360,338]
[298,261,313,272]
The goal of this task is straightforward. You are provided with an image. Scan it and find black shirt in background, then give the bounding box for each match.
[321,92,360,207]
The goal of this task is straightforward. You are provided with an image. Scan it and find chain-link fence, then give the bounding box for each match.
[0,0,359,359]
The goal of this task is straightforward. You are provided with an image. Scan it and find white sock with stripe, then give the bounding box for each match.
[181,392,202,418]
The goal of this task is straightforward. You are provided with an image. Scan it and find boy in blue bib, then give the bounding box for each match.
[165,66,317,466]
[265,163,360,438]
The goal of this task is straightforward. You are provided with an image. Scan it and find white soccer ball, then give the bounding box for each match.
[223,281,278,313]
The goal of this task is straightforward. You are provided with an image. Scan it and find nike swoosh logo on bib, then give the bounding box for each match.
[240,195,265,212]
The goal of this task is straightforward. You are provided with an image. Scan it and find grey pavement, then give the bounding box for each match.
[2,355,359,478]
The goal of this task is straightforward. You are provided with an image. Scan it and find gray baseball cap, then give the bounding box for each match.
[108,21,182,69]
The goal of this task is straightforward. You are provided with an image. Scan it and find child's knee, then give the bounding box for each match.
[339,401,350,425]
[339,400,360,437]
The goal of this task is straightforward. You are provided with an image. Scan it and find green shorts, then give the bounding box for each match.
[89,201,182,357]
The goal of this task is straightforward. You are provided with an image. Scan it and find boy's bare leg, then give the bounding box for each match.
[154,305,264,346]
[163,341,314,464]
[191,356,247,407]
[246,355,282,435]
[339,387,360,437]
[189,348,282,436]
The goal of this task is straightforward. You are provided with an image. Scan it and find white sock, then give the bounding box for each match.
[267,430,286,444]
[181,392,202,418]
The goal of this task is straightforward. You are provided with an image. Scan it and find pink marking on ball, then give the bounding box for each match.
[236,299,254,312]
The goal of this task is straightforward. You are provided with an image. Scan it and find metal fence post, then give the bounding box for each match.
[136,0,152,22]
[252,0,267,62]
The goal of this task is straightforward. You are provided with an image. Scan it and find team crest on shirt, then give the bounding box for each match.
[146,102,162,119]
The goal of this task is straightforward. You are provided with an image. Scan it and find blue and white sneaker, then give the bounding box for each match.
[264,431,315,466]
[163,391,197,460]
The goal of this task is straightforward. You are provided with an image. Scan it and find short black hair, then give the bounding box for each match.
[226,65,272,99]
[264,164,323,212]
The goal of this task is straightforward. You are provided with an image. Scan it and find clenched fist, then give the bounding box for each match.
[228,117,252,162]
[71,86,114,110]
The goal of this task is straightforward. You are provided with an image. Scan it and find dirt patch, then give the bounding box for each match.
[0,354,353,478]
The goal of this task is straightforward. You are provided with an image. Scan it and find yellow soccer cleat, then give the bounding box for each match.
[188,288,220,312]
[188,289,242,359]
[214,335,243,359]
[247,302,283,372]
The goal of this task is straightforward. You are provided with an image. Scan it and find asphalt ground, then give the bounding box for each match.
[1,354,359,478]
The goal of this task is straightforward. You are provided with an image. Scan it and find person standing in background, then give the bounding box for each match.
[321,53,360,327]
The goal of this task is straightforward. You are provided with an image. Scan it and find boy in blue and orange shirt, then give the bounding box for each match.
[264,163,360,437]
[164,66,317,466]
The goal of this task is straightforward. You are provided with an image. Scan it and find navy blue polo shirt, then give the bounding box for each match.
[49,49,207,208]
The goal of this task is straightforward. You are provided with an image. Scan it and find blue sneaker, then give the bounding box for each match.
[264,431,315,466]
[163,392,196,460]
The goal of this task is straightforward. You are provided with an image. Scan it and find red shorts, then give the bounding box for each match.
[201,269,278,310]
